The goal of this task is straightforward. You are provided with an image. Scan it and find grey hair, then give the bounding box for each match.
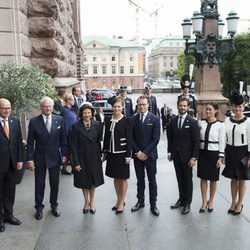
[40,96,54,106]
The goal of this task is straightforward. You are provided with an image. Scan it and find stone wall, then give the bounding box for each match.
[0,0,83,78]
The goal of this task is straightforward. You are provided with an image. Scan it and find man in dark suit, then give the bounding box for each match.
[119,86,133,117]
[0,98,23,232]
[72,86,84,114]
[144,85,158,116]
[167,97,199,214]
[53,88,66,116]
[131,95,160,216]
[27,97,67,220]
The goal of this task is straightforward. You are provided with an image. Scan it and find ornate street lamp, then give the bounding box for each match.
[181,0,239,119]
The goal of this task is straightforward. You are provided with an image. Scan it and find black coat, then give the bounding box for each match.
[0,116,23,174]
[167,114,200,163]
[71,120,104,189]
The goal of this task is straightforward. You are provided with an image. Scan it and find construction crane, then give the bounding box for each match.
[128,0,166,40]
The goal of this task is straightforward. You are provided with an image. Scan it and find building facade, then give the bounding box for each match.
[82,36,144,90]
[148,36,185,79]
[0,0,83,87]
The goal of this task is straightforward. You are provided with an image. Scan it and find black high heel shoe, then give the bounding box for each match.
[233,205,243,216]
[115,202,125,214]
[83,208,89,214]
[228,208,234,214]
[112,202,125,211]
[207,201,213,213]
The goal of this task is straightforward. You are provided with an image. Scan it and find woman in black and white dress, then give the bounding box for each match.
[103,97,132,214]
[198,103,225,213]
[222,90,250,215]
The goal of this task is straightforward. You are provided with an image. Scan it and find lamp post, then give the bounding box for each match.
[181,0,239,120]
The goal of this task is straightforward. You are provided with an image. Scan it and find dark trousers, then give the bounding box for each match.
[34,166,60,211]
[134,158,157,205]
[0,164,16,219]
[173,152,193,205]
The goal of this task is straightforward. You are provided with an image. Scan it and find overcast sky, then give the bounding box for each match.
[80,0,249,39]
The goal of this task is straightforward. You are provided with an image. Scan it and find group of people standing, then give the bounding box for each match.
[1,77,250,234]
[167,81,250,216]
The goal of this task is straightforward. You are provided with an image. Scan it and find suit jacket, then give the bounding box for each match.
[0,116,23,174]
[53,99,64,116]
[167,114,199,163]
[72,96,84,114]
[148,95,158,116]
[27,114,67,168]
[103,116,132,157]
[123,97,134,117]
[131,112,160,160]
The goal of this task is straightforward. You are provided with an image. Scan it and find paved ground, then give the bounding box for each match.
[1,93,250,250]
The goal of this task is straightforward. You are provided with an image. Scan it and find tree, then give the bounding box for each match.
[0,63,57,115]
[177,53,195,80]
[220,33,250,97]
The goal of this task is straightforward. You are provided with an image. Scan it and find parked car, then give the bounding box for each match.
[90,88,115,101]
[92,100,113,117]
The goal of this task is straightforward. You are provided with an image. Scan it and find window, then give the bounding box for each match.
[163,62,167,67]
[170,62,173,68]
[93,66,98,74]
[93,56,97,62]
[112,66,116,74]
[130,56,134,61]
[163,56,167,60]
[120,66,124,74]
[83,67,88,75]
[102,66,106,74]
[130,66,134,74]
[112,56,115,61]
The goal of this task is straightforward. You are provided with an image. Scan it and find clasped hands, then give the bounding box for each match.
[135,151,148,161]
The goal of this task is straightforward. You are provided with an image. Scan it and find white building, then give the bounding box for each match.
[148,36,185,79]
[82,35,145,90]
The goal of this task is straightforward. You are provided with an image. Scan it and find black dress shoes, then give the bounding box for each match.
[150,205,160,216]
[170,199,184,209]
[51,207,60,217]
[0,220,5,233]
[131,202,145,212]
[83,209,89,214]
[35,210,43,220]
[199,208,206,213]
[4,216,21,225]
[90,209,96,214]
[182,205,191,215]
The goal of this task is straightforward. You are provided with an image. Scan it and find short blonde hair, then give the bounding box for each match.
[64,93,74,102]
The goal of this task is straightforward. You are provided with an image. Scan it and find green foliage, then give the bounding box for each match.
[0,63,57,115]
[220,33,250,97]
[177,53,195,80]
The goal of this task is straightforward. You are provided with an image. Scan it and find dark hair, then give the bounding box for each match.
[57,88,66,97]
[78,104,95,119]
[177,97,189,106]
[137,95,149,104]
[206,102,219,117]
[230,89,244,106]
[109,96,124,107]
[72,86,80,95]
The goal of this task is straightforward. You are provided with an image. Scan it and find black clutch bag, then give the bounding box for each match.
[240,156,249,169]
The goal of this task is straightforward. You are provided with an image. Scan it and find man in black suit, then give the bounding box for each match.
[72,86,84,114]
[27,97,67,220]
[144,85,158,116]
[167,97,199,214]
[131,95,160,216]
[119,86,133,117]
[53,88,66,116]
[0,98,23,232]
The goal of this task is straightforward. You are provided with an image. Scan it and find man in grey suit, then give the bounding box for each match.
[27,97,67,220]
[167,97,199,214]
[0,98,23,232]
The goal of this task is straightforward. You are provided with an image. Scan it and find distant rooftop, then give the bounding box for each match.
[154,36,186,49]
[82,35,144,49]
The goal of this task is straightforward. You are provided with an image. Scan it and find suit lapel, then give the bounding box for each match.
[50,115,59,134]
[8,117,15,141]
[38,114,50,135]
[79,121,93,141]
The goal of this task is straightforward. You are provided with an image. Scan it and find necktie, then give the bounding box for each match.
[77,98,81,107]
[140,113,144,126]
[2,119,9,139]
[178,116,182,130]
[45,116,51,133]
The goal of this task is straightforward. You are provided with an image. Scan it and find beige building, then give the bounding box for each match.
[148,36,185,79]
[0,0,83,87]
[82,36,144,90]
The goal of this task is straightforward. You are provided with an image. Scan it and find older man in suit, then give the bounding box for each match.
[131,95,160,216]
[0,98,23,232]
[27,97,67,220]
[167,97,199,214]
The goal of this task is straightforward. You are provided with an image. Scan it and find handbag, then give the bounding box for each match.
[240,156,249,169]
